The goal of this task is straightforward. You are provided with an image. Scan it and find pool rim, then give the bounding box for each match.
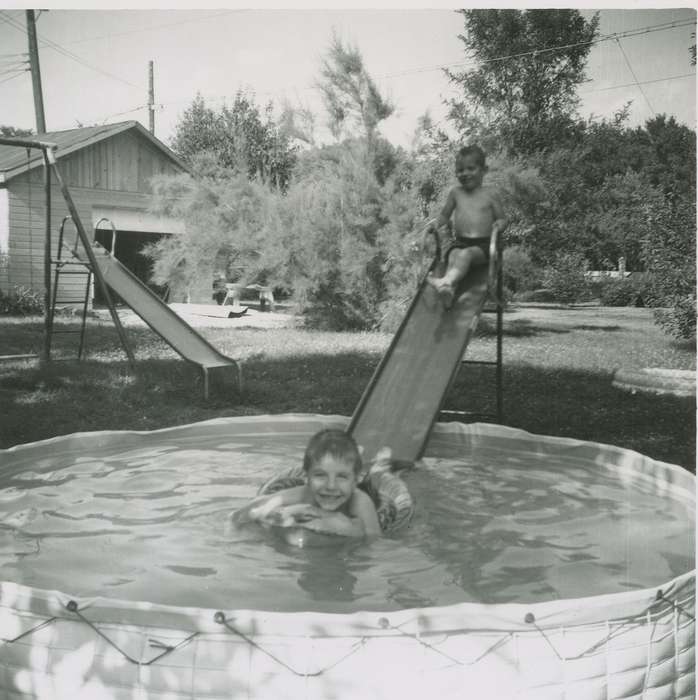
[0,413,694,638]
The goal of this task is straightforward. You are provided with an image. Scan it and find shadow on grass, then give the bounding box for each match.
[1,347,694,473]
[444,363,695,473]
[476,318,570,338]
[571,324,623,332]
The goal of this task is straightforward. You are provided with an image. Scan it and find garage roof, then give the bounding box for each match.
[0,120,187,183]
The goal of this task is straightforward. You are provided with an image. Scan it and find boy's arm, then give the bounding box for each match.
[303,491,381,538]
[434,188,456,239]
[232,486,306,525]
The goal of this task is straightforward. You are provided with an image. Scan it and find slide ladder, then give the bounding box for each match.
[46,216,94,361]
[349,225,503,464]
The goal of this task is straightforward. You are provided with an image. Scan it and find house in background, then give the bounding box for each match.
[0,120,190,308]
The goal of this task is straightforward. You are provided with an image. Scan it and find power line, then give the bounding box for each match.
[152,18,696,108]
[0,70,28,86]
[384,19,696,80]
[580,71,695,95]
[0,10,140,90]
[61,10,247,45]
[614,37,656,116]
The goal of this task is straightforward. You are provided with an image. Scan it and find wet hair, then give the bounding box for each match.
[302,429,362,474]
[456,144,486,168]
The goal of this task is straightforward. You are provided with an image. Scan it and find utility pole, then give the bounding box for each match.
[26,10,46,133]
[148,60,155,135]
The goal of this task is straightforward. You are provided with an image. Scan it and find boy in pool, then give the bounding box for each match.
[426,144,508,309]
[233,429,381,538]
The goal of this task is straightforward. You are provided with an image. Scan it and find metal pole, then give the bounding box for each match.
[496,256,504,423]
[148,61,155,134]
[46,148,136,366]
[42,150,51,363]
[25,10,46,133]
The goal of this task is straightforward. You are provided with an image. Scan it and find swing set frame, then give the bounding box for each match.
[0,135,133,365]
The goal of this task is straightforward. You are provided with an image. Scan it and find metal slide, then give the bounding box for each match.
[82,243,241,399]
[349,231,500,464]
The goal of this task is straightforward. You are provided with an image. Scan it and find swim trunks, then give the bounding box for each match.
[444,236,491,264]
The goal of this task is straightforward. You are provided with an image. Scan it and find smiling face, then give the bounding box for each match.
[305,454,359,511]
[455,153,485,191]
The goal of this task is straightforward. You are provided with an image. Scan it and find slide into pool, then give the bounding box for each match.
[81,243,241,398]
[349,246,495,464]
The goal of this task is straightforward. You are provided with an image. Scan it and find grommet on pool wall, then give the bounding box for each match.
[0,414,693,700]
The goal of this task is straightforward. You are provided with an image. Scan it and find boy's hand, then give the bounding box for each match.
[422,228,440,258]
[269,503,322,525]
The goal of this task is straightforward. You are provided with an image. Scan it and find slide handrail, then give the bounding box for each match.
[94,217,118,258]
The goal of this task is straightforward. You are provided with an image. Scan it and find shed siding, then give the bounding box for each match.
[0,188,8,291]
[6,176,158,301]
[59,130,180,193]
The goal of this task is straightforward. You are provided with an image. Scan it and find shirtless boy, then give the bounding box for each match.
[232,429,381,540]
[426,145,508,308]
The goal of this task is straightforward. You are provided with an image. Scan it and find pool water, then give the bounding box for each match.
[0,430,693,614]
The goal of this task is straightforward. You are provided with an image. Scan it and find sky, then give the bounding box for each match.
[0,4,695,150]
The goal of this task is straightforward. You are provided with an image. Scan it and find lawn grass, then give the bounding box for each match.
[1,304,695,472]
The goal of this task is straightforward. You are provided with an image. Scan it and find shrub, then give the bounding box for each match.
[514,288,558,303]
[0,285,44,315]
[503,245,542,294]
[653,295,697,340]
[640,195,696,339]
[542,252,591,304]
[598,277,639,306]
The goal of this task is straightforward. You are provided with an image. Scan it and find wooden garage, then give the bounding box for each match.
[0,121,188,307]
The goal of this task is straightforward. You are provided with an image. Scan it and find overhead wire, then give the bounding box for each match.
[0,10,693,131]
[149,18,696,111]
[0,71,28,86]
[614,37,656,116]
[60,10,247,46]
[0,10,140,90]
[383,19,696,79]
[580,71,694,95]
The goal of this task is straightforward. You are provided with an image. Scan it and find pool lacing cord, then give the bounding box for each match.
[62,600,200,666]
[380,616,513,667]
[214,611,367,677]
[1,615,58,645]
[523,587,695,662]
[1,588,693,673]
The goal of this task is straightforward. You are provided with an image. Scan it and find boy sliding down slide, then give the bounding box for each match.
[426,144,508,309]
[232,430,382,541]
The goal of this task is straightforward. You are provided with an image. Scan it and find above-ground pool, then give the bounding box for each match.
[0,415,694,699]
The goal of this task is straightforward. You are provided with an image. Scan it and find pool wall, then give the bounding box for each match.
[0,415,694,700]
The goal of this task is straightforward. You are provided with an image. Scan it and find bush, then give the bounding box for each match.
[597,277,640,307]
[0,285,44,315]
[640,195,696,339]
[542,252,591,304]
[503,245,543,295]
[653,295,697,340]
[514,288,558,303]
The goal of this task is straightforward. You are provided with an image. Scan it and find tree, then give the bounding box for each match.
[1,126,34,138]
[317,33,394,149]
[145,165,282,302]
[170,91,297,191]
[446,9,599,154]
[278,141,387,330]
